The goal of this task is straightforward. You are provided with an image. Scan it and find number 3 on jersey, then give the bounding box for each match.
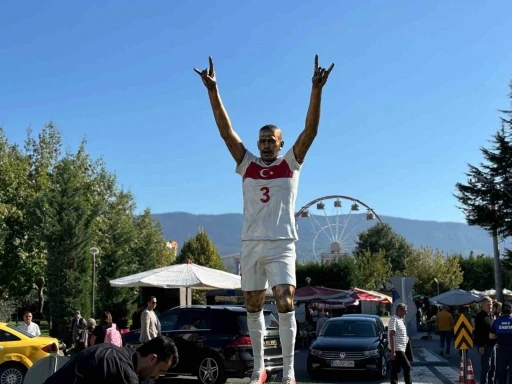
[260,186,270,203]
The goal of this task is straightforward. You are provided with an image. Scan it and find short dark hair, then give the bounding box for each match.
[396,303,407,313]
[260,124,280,132]
[147,296,157,303]
[137,336,179,367]
[503,302,511,315]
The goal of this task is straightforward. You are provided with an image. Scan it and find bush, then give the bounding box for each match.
[0,300,16,322]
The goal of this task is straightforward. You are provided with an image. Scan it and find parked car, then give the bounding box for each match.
[123,305,283,384]
[307,315,389,379]
[0,322,60,384]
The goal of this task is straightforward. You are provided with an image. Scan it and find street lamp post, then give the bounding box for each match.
[434,278,440,296]
[90,247,99,317]
[471,175,512,303]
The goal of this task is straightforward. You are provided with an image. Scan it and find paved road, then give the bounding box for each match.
[158,327,487,384]
[159,344,462,384]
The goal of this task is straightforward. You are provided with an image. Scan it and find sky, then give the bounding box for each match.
[1,0,511,223]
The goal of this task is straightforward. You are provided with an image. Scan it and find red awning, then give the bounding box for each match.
[317,297,359,308]
[351,287,391,304]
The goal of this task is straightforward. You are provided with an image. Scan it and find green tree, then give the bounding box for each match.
[131,209,174,272]
[354,223,414,273]
[404,247,463,296]
[455,83,512,302]
[455,82,512,238]
[296,257,357,290]
[44,158,100,339]
[95,190,138,321]
[502,249,512,290]
[0,123,173,324]
[459,252,506,291]
[0,132,29,299]
[22,125,63,314]
[177,229,225,304]
[176,229,225,270]
[0,125,61,311]
[354,249,392,291]
[455,127,512,237]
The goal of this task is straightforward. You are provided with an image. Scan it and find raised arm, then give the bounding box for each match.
[194,57,246,164]
[293,55,334,163]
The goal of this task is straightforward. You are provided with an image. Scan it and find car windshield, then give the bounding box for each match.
[7,324,36,338]
[321,321,377,338]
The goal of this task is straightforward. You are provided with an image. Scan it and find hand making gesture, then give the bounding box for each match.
[312,54,335,88]
[194,56,217,90]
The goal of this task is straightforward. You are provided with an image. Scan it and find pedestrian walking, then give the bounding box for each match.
[389,303,412,384]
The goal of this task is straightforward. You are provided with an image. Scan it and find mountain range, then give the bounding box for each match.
[153,212,499,262]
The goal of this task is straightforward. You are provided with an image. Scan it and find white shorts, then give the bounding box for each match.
[240,240,296,291]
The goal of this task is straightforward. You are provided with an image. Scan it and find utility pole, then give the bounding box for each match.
[90,247,99,317]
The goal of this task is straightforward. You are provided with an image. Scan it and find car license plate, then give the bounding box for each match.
[330,360,354,367]
[264,339,277,347]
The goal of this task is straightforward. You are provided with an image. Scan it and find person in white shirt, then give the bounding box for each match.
[389,303,411,384]
[18,311,41,337]
[194,55,334,384]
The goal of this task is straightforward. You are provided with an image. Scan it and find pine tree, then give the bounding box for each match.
[95,190,138,322]
[455,82,512,236]
[455,81,512,302]
[131,209,173,271]
[44,158,100,340]
[455,127,512,238]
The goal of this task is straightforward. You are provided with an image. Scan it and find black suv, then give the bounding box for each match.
[123,305,283,384]
[307,314,389,379]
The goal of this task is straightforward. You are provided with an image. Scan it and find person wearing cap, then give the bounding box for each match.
[489,302,512,384]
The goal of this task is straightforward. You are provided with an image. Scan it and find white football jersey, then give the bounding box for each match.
[236,147,302,241]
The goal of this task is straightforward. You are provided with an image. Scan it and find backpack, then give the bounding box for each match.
[104,323,122,347]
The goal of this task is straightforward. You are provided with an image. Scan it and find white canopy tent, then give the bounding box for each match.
[471,288,512,297]
[110,261,243,290]
[110,261,274,297]
[429,289,484,306]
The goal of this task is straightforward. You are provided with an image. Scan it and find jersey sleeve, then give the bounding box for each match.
[283,147,302,172]
[235,150,257,176]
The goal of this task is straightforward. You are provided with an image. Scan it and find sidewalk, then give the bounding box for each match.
[409,332,482,383]
[410,333,451,367]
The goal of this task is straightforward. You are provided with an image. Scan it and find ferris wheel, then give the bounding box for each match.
[294,195,382,263]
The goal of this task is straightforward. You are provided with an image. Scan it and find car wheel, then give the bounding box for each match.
[197,354,227,384]
[379,354,388,378]
[0,362,27,384]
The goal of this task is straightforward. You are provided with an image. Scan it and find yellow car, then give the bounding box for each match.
[0,322,60,384]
